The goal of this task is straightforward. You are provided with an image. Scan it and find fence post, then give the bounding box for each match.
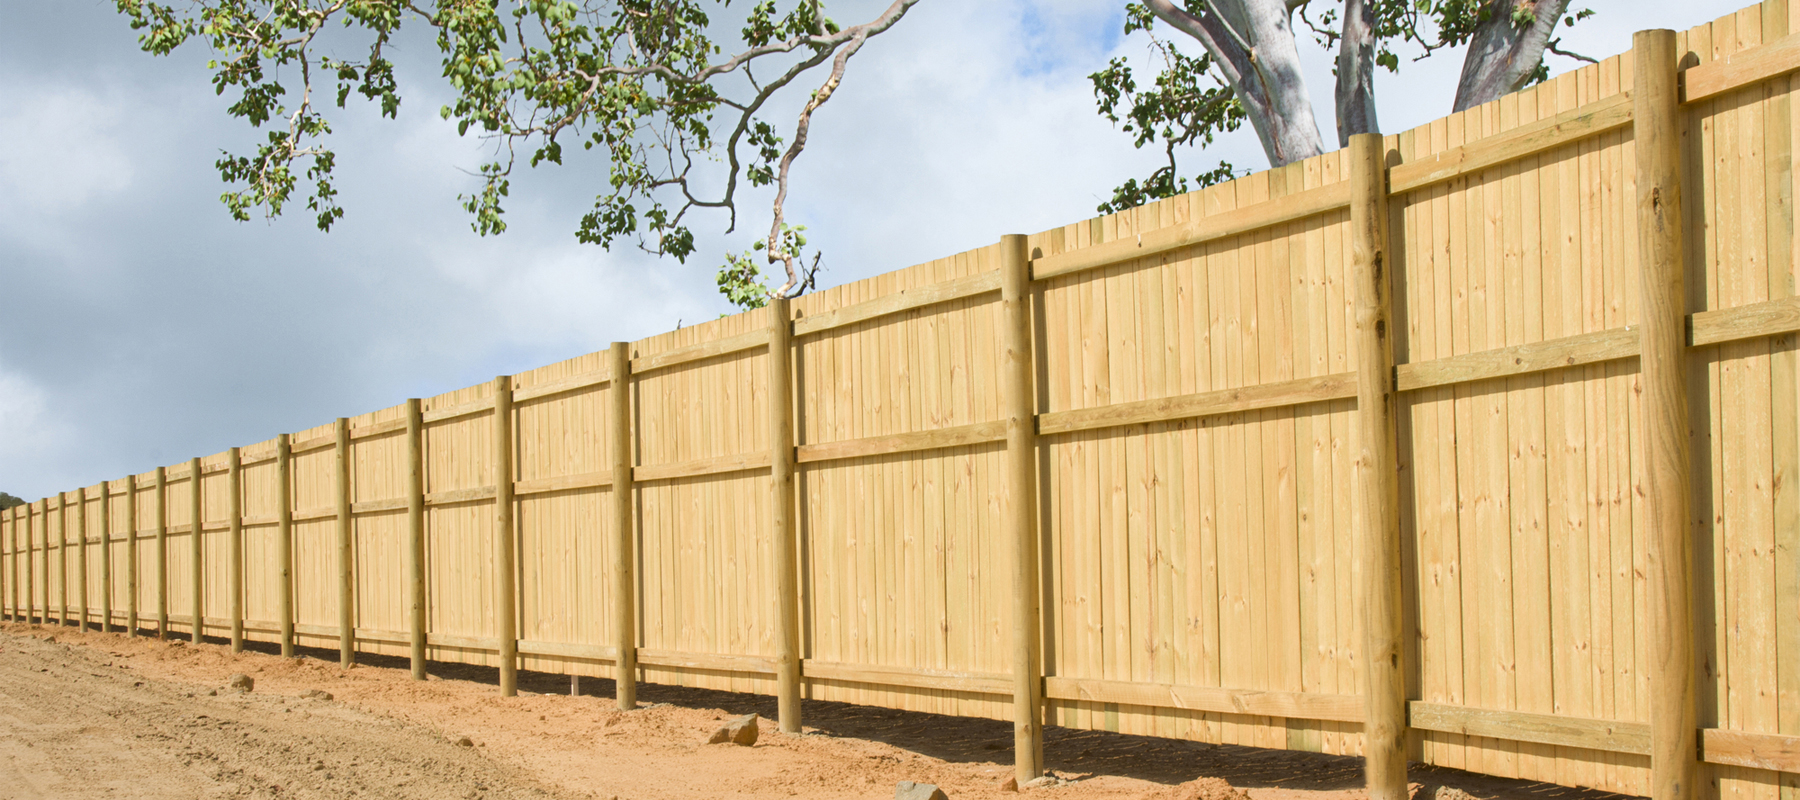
[229,447,244,652]
[609,342,638,711]
[494,376,519,697]
[277,436,294,656]
[768,295,802,733]
[336,417,355,668]
[58,493,68,626]
[1000,233,1044,783]
[78,487,89,632]
[127,475,138,636]
[1350,131,1407,800]
[189,457,203,643]
[1634,28,1698,800]
[25,502,34,625]
[4,506,12,621]
[100,482,112,633]
[33,501,43,626]
[407,399,428,680]
[155,467,167,639]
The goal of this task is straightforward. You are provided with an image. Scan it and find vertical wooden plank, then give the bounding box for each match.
[229,447,243,651]
[100,482,112,633]
[769,297,802,732]
[277,436,294,656]
[1770,6,1800,794]
[494,377,518,696]
[77,486,89,632]
[611,342,638,710]
[1350,132,1406,799]
[407,398,427,679]
[4,507,12,621]
[336,417,354,667]
[1000,234,1043,781]
[189,458,203,642]
[1635,28,1698,800]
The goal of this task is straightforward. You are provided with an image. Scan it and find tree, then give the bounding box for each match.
[113,0,920,306]
[0,492,22,510]
[1090,0,1594,213]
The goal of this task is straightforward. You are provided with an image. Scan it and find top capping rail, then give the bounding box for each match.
[792,270,1003,337]
[1030,180,1352,282]
[1387,91,1633,195]
[1683,27,1800,104]
[512,367,612,403]
[421,397,496,425]
[630,329,769,374]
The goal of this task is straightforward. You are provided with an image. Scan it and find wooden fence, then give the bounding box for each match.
[8,4,1800,798]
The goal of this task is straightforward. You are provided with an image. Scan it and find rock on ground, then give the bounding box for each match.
[895,781,949,800]
[706,713,759,746]
[225,673,254,693]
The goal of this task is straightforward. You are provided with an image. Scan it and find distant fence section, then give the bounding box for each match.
[9,3,1800,798]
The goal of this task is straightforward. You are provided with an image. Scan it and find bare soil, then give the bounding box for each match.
[0,621,1635,800]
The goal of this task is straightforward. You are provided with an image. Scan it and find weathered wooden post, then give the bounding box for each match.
[1000,233,1044,783]
[226,446,244,652]
[155,467,167,639]
[228,446,243,652]
[768,296,802,733]
[100,481,112,633]
[1635,28,1698,800]
[609,342,638,711]
[189,457,203,643]
[277,436,294,656]
[336,417,355,667]
[494,377,519,697]
[127,474,139,636]
[76,487,89,632]
[406,398,428,680]
[1350,131,1407,800]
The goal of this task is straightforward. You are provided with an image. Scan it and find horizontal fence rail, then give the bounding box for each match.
[9,4,1800,799]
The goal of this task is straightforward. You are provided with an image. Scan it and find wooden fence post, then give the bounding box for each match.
[2,507,11,621]
[155,467,167,639]
[189,457,203,643]
[277,435,294,656]
[58,493,68,626]
[494,376,519,697]
[768,296,802,733]
[79,487,90,632]
[1635,28,1698,800]
[336,417,355,668]
[32,501,43,626]
[229,447,244,652]
[1000,233,1044,783]
[100,481,112,633]
[25,502,34,625]
[609,342,638,711]
[127,475,139,636]
[407,399,428,680]
[1350,131,1407,800]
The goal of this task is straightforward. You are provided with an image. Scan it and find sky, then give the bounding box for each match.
[0,0,1766,502]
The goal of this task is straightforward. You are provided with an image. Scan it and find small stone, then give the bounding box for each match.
[895,782,949,800]
[225,673,254,693]
[453,736,475,747]
[43,636,56,644]
[706,713,760,746]
[999,776,1019,792]
[1024,777,1057,789]
[301,689,333,701]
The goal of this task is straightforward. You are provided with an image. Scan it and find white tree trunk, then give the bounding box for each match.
[1335,0,1379,147]
[1453,0,1573,111]
[1145,0,1326,167]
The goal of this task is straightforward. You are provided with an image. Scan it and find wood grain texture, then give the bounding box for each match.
[1390,94,1633,195]
[1409,702,1652,755]
[1031,182,1350,281]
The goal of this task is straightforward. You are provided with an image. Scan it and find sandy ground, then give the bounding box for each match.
[0,620,1634,800]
